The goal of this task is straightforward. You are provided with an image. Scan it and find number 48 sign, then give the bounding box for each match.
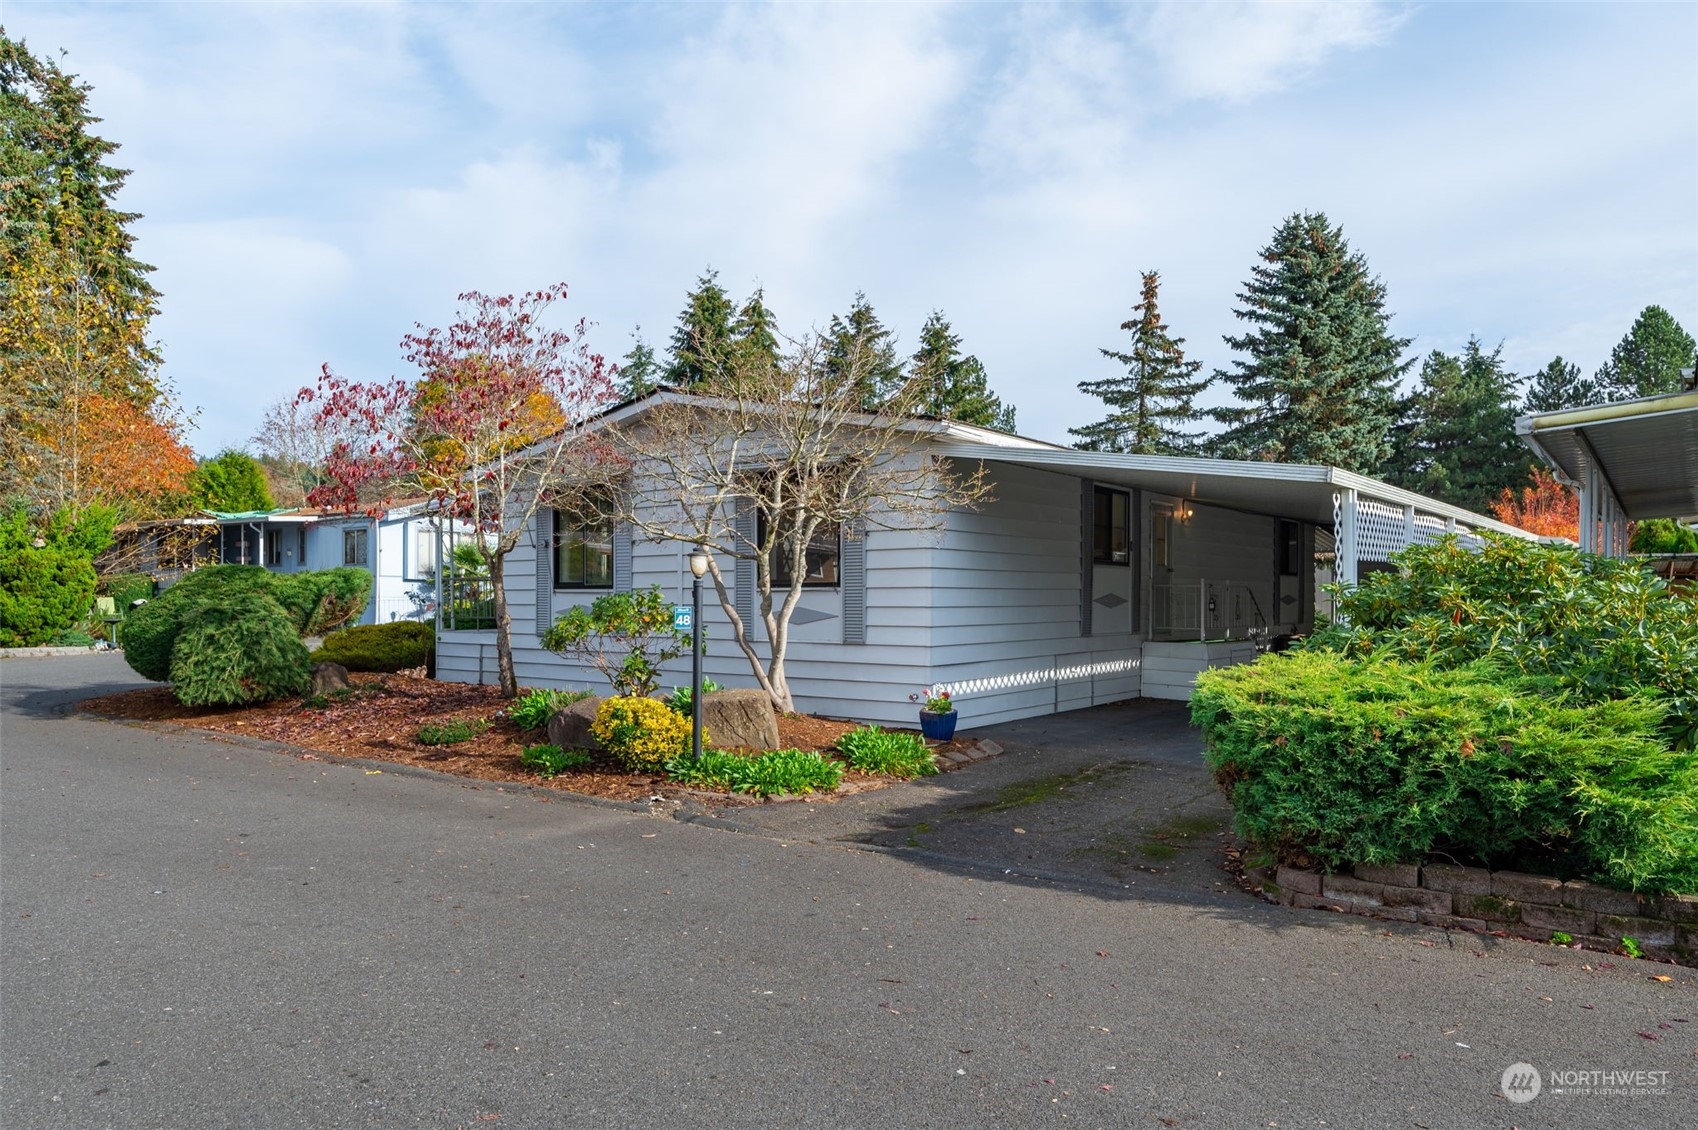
[672,605,693,632]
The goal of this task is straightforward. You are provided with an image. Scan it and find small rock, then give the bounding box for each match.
[309,662,351,697]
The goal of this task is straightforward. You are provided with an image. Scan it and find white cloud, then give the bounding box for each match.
[1139,0,1406,104]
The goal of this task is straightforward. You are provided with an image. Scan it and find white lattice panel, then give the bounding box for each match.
[1412,513,1449,546]
[937,656,1141,698]
[1355,496,1410,564]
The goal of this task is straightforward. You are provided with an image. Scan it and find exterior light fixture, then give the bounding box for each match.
[687,547,709,760]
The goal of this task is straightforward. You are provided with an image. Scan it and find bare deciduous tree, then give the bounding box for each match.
[607,333,993,712]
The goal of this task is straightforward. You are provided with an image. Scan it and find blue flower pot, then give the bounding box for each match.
[919,710,958,741]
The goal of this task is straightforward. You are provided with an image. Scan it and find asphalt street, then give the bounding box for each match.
[2,654,1694,1129]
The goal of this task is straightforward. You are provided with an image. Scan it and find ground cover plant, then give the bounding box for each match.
[665,748,844,797]
[836,724,938,779]
[519,743,592,778]
[312,620,434,673]
[508,686,594,731]
[591,695,696,772]
[1193,650,1698,894]
[416,717,491,746]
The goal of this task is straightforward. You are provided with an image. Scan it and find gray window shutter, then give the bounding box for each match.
[733,499,756,634]
[535,509,553,637]
[612,522,634,592]
[841,521,866,645]
[1079,479,1094,637]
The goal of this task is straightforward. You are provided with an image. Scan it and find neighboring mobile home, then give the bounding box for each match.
[435,394,1537,729]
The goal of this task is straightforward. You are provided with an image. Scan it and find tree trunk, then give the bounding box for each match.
[489,550,518,697]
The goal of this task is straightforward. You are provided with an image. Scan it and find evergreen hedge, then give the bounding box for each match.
[311,620,434,673]
[1192,652,1698,894]
[169,592,312,706]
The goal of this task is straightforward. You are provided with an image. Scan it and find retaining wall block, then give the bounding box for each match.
[1595,915,1678,949]
[1415,911,1489,933]
[1321,875,1387,907]
[1491,871,1564,903]
[1289,892,1350,913]
[1353,863,1420,888]
[1560,880,1645,917]
[1454,893,1520,923]
[1519,903,1597,937]
[1422,864,1492,895]
[1276,866,1323,896]
[1380,885,1452,915]
[1652,894,1698,924]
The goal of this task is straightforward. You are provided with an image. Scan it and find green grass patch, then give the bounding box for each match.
[836,725,937,779]
[416,718,491,746]
[508,687,594,731]
[519,743,592,778]
[666,748,844,798]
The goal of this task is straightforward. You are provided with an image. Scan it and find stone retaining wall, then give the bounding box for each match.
[1259,861,1698,965]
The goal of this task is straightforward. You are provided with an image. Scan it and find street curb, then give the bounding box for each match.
[1,646,122,658]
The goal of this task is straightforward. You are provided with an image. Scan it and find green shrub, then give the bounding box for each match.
[519,743,592,778]
[665,679,723,716]
[508,687,594,731]
[312,620,434,673]
[47,628,96,648]
[0,505,112,647]
[837,725,938,779]
[665,747,844,797]
[541,586,692,697]
[591,696,697,772]
[1191,650,1698,894]
[1309,534,1698,749]
[168,592,313,706]
[123,565,371,686]
[416,717,491,746]
[1630,518,1698,555]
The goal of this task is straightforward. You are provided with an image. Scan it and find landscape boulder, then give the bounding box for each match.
[700,688,779,752]
[309,661,352,697]
[546,695,604,751]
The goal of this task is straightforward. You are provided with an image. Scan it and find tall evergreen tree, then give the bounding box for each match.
[730,287,781,371]
[617,327,662,400]
[192,449,274,513]
[1209,212,1410,473]
[1383,337,1527,514]
[824,292,904,410]
[909,311,1016,431]
[1594,305,1696,400]
[663,270,736,386]
[1069,271,1208,454]
[1522,355,1602,414]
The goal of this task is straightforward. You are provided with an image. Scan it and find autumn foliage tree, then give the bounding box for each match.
[1489,469,1579,542]
[303,284,618,697]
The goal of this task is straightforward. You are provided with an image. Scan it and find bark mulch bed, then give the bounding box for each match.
[79,673,991,804]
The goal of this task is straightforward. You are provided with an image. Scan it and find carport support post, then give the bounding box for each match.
[1334,490,1359,590]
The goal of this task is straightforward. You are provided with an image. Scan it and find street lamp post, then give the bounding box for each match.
[688,546,709,762]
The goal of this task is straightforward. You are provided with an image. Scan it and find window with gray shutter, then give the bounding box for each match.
[840,521,866,645]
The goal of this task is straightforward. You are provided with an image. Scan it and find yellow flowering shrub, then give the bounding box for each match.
[591,696,700,772]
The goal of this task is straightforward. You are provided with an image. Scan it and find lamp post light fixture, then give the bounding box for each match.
[687,546,710,762]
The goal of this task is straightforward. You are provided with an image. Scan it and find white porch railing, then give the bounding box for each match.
[1151,579,1272,642]
[373,595,436,623]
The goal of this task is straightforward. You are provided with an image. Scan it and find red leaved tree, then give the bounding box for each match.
[1490,468,1579,541]
[302,284,620,695]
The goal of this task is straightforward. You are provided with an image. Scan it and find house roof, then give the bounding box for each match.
[931,442,1536,536]
[1517,388,1698,520]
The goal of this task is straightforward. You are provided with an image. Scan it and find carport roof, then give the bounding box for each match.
[932,441,1533,535]
[1517,389,1698,520]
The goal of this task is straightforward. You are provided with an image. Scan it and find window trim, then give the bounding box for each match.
[343,526,369,567]
[552,507,614,590]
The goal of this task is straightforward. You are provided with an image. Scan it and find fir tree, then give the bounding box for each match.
[1209,212,1410,473]
[909,311,1017,431]
[192,450,274,513]
[1594,305,1696,400]
[730,287,781,371]
[1522,356,1602,414]
[1383,338,1527,514]
[617,327,662,400]
[663,270,736,386]
[1069,271,1209,454]
[824,292,904,410]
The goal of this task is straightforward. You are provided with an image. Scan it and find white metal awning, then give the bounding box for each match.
[933,443,1530,534]
[1518,389,1698,522]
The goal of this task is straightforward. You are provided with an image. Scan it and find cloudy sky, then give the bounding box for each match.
[10,1,1696,454]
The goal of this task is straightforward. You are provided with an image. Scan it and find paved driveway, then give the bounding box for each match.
[3,656,1694,1129]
